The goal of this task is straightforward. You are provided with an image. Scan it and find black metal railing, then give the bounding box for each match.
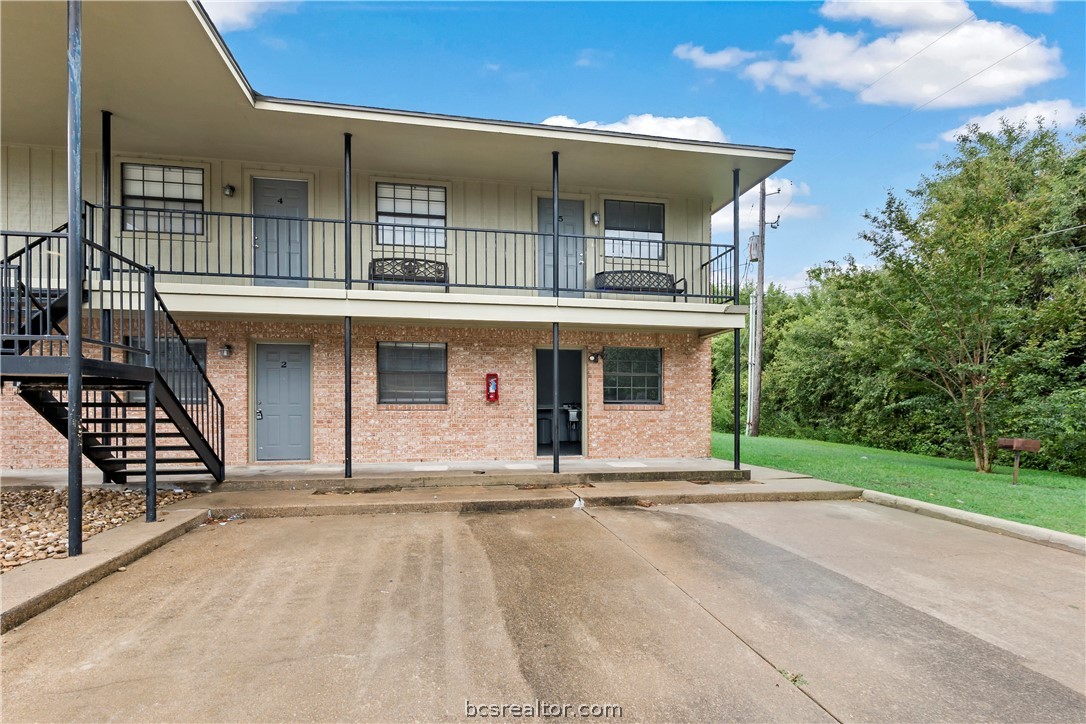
[101,204,345,287]
[85,238,226,470]
[1,220,225,472]
[1,226,71,356]
[90,204,737,303]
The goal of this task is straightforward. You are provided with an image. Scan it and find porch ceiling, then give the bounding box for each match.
[1,1,793,211]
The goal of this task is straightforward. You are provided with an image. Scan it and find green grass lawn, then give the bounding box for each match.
[711,433,1086,536]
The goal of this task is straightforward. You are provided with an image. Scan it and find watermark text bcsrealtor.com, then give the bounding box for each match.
[465,700,622,718]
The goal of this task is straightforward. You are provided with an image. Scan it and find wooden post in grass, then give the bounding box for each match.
[997,438,1041,485]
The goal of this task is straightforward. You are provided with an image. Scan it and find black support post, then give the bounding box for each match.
[66,0,84,556]
[552,323,560,473]
[344,317,352,478]
[344,133,353,290]
[144,268,157,522]
[101,110,112,278]
[551,151,560,474]
[100,110,113,455]
[732,168,741,471]
[344,132,353,478]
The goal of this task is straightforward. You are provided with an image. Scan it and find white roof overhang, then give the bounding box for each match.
[1,1,793,211]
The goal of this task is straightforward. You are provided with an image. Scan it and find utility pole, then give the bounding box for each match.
[747,180,779,437]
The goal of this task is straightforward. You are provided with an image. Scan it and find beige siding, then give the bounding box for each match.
[3,143,714,300]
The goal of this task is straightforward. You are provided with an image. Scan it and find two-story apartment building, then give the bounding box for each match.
[1,1,793,485]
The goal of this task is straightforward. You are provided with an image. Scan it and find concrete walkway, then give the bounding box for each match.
[0,507,207,633]
[1,476,860,632]
[2,502,1082,722]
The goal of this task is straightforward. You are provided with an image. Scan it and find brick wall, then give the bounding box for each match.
[1,320,712,469]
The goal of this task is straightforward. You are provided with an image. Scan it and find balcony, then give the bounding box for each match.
[89,204,737,307]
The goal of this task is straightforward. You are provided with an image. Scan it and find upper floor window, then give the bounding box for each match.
[604,199,664,260]
[121,163,204,235]
[376,182,447,247]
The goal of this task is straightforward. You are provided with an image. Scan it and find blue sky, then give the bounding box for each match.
[205,0,1086,291]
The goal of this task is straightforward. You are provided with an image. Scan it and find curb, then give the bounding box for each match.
[861,490,1085,556]
[209,495,577,519]
[1,508,209,633]
[207,485,863,520]
[210,468,753,493]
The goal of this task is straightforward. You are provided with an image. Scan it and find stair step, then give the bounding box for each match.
[102,457,205,467]
[85,444,193,452]
[82,417,173,424]
[80,401,146,408]
[117,468,211,477]
[88,430,186,438]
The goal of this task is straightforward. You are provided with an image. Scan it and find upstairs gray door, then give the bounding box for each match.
[255,344,311,461]
[253,178,308,287]
[537,198,585,297]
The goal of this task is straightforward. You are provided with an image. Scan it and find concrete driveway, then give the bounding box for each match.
[2,500,1083,722]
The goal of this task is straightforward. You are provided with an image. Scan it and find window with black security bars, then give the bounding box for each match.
[603,347,662,403]
[376,183,447,247]
[121,163,205,235]
[377,342,447,404]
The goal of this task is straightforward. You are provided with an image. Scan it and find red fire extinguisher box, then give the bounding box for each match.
[485,373,499,402]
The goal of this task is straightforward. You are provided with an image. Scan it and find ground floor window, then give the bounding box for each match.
[603,347,662,403]
[377,342,447,404]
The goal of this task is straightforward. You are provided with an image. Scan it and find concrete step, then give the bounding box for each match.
[210,467,753,493]
[192,478,863,519]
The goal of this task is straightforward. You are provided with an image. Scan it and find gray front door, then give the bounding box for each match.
[537,198,585,297]
[255,344,311,461]
[253,178,308,287]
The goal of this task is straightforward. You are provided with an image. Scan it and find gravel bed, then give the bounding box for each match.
[0,487,196,572]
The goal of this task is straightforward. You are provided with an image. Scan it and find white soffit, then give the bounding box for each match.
[0,1,794,209]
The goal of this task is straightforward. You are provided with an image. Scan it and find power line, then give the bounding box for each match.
[856,36,1041,146]
[1025,224,1086,242]
[1039,243,1086,254]
[854,12,977,99]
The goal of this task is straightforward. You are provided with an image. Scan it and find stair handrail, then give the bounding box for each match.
[2,226,74,349]
[2,222,69,264]
[84,238,226,472]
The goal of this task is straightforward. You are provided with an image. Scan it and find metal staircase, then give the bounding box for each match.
[1,219,225,484]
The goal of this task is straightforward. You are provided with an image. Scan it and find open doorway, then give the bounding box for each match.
[536,349,583,456]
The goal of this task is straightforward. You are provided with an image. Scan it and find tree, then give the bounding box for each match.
[844,118,1082,472]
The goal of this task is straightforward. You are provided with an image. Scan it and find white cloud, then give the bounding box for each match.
[541,114,727,142]
[743,18,1063,108]
[820,0,971,28]
[202,1,295,32]
[575,49,613,68]
[673,43,755,70]
[711,177,822,246]
[991,0,1055,13]
[939,98,1085,141]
